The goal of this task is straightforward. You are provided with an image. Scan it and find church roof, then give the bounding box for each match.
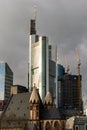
[28,124,38,130]
[44,91,52,104]
[29,87,40,103]
[1,92,30,120]
[40,108,64,120]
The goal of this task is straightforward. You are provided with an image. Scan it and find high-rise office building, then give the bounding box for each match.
[0,62,13,101]
[29,19,49,100]
[28,14,82,111]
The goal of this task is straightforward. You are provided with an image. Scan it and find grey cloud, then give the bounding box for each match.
[0,0,87,102]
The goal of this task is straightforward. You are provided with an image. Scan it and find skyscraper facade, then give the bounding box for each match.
[29,19,49,100]
[0,62,13,101]
[29,17,82,112]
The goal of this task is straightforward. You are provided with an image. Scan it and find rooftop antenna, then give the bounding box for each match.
[34,0,37,31]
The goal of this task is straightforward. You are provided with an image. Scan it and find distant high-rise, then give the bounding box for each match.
[28,9,82,111]
[29,18,49,100]
[0,62,13,101]
[58,74,82,110]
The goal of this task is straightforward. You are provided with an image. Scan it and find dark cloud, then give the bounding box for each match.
[0,0,87,104]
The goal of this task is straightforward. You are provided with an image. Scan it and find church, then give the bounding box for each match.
[1,86,87,130]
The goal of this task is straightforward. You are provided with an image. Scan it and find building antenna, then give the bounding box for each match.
[34,0,37,31]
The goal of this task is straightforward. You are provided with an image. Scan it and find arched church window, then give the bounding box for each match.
[45,122,51,130]
[54,121,60,130]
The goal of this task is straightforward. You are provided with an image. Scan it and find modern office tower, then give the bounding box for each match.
[0,62,13,101]
[29,15,82,110]
[29,19,49,100]
[49,60,56,102]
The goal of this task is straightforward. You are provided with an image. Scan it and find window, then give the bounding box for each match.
[86,125,87,130]
[45,122,51,130]
[75,125,79,130]
[84,124,87,130]
[54,121,60,130]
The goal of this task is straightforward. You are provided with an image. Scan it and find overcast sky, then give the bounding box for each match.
[0,0,87,104]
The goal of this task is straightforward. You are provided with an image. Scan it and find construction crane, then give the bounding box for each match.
[65,55,70,74]
[75,48,81,114]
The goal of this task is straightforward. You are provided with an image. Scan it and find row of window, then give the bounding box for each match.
[75,124,87,130]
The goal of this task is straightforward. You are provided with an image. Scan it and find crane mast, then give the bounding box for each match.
[65,55,70,74]
[75,48,81,114]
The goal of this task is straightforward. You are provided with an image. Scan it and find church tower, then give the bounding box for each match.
[29,86,41,130]
[44,91,53,109]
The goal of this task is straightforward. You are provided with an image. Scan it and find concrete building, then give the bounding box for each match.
[11,85,28,95]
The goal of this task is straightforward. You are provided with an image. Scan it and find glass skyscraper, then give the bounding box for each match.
[0,62,13,101]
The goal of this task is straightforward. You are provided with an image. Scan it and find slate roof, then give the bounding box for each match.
[60,109,79,119]
[2,92,30,120]
[28,124,38,130]
[40,108,65,120]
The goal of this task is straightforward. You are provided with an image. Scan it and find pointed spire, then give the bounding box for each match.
[29,86,40,104]
[44,91,53,105]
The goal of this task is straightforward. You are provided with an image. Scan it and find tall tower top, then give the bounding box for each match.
[30,0,37,35]
[34,0,37,23]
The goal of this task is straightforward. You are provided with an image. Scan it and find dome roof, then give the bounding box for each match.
[44,91,52,104]
[29,87,40,103]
